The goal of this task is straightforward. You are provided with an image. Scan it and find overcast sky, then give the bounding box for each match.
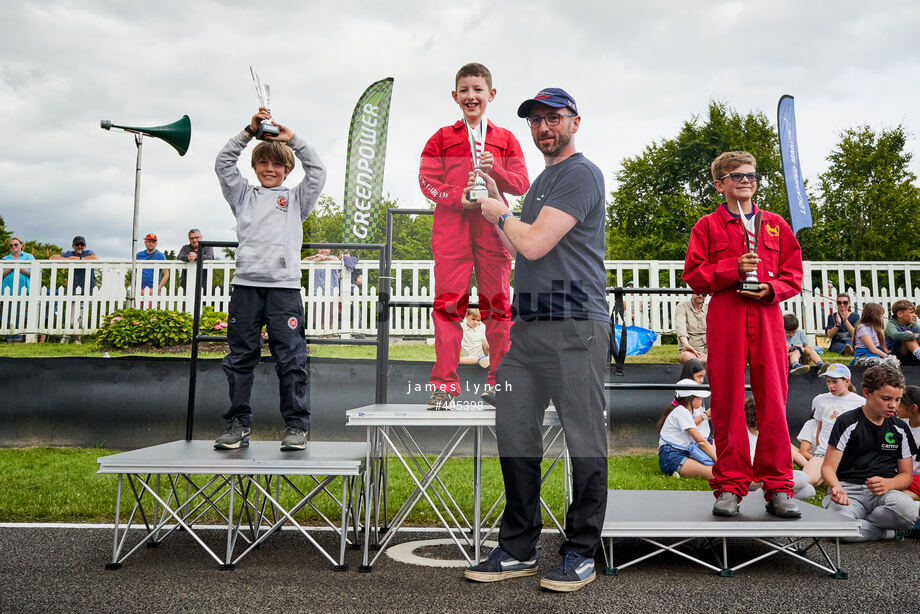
[2,0,918,257]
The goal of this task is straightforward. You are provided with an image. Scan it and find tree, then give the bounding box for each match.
[608,101,791,261]
[0,215,12,257]
[806,125,920,261]
[22,239,63,259]
[302,195,433,260]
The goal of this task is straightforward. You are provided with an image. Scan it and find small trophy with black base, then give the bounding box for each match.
[739,207,763,292]
[465,118,489,202]
[250,66,280,140]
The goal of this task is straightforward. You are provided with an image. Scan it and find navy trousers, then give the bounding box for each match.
[221,285,309,430]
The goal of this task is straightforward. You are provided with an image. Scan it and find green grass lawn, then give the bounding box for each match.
[0,447,825,524]
[0,340,851,365]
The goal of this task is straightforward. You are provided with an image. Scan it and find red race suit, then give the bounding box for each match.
[683,203,803,499]
[419,120,529,394]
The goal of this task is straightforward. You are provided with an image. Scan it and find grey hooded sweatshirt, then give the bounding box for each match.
[215,131,326,289]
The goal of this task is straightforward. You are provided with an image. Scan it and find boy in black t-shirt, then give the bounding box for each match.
[822,364,918,541]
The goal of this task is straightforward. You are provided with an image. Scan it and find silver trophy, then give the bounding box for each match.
[250,66,280,140]
[465,118,489,202]
[739,206,763,292]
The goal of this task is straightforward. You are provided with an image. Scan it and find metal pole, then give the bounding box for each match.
[128,134,143,306]
[186,251,205,441]
[374,212,394,404]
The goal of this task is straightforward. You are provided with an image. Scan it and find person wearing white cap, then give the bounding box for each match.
[656,379,717,479]
[800,363,865,487]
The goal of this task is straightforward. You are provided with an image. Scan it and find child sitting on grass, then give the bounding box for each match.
[822,364,917,541]
[744,396,815,500]
[852,302,899,367]
[458,307,490,369]
[657,379,717,479]
[784,313,826,376]
[884,299,920,366]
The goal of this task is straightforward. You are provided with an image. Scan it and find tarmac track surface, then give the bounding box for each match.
[0,526,915,613]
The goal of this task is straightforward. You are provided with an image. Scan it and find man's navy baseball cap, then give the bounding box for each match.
[517,88,578,118]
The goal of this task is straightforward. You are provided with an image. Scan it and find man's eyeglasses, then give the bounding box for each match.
[73,243,86,247]
[526,113,576,128]
[719,172,761,183]
[837,300,849,305]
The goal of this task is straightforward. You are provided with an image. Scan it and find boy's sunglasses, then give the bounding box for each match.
[719,172,761,183]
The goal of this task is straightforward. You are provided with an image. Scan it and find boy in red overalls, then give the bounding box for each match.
[419,62,529,410]
[683,151,804,518]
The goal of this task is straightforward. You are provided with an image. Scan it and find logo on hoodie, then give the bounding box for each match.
[288,316,298,329]
[276,195,289,212]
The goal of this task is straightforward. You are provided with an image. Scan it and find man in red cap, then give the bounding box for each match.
[137,233,168,305]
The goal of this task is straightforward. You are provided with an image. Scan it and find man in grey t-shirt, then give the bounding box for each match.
[463,88,610,593]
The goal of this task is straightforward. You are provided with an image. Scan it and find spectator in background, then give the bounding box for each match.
[50,235,98,295]
[306,246,339,295]
[852,302,899,367]
[340,251,362,294]
[825,293,858,355]
[744,396,816,500]
[821,364,917,541]
[2,237,34,295]
[50,235,99,344]
[177,228,215,290]
[884,299,920,366]
[1,237,34,341]
[305,246,340,329]
[137,233,169,303]
[340,251,363,332]
[458,307,489,368]
[785,312,826,375]
[675,292,707,364]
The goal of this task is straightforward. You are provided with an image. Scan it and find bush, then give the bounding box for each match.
[199,306,229,336]
[97,307,230,349]
[97,308,193,349]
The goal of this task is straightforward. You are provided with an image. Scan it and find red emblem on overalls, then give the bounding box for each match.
[288,317,298,329]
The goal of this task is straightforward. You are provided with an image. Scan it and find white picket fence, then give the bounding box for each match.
[2,258,919,340]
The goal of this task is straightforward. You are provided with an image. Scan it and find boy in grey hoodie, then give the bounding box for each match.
[214,107,326,451]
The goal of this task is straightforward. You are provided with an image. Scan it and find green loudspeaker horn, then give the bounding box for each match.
[100,115,191,156]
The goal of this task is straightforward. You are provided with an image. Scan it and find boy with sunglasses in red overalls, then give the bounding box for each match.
[683,151,804,519]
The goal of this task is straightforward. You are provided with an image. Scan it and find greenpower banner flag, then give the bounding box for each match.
[343,77,394,243]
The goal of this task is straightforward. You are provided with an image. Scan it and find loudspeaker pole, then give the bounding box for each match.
[128,133,143,306]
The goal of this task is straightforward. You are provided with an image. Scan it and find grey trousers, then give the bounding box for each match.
[823,482,917,541]
[495,318,611,560]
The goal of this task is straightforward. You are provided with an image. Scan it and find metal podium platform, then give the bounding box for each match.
[346,403,570,570]
[600,490,861,577]
[98,440,366,570]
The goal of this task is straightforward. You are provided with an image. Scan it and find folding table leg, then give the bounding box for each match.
[105,474,124,570]
[334,476,350,571]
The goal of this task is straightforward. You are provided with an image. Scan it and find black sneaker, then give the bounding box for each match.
[214,417,250,450]
[481,385,497,408]
[464,546,538,582]
[280,426,308,451]
[426,389,455,411]
[539,551,596,592]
